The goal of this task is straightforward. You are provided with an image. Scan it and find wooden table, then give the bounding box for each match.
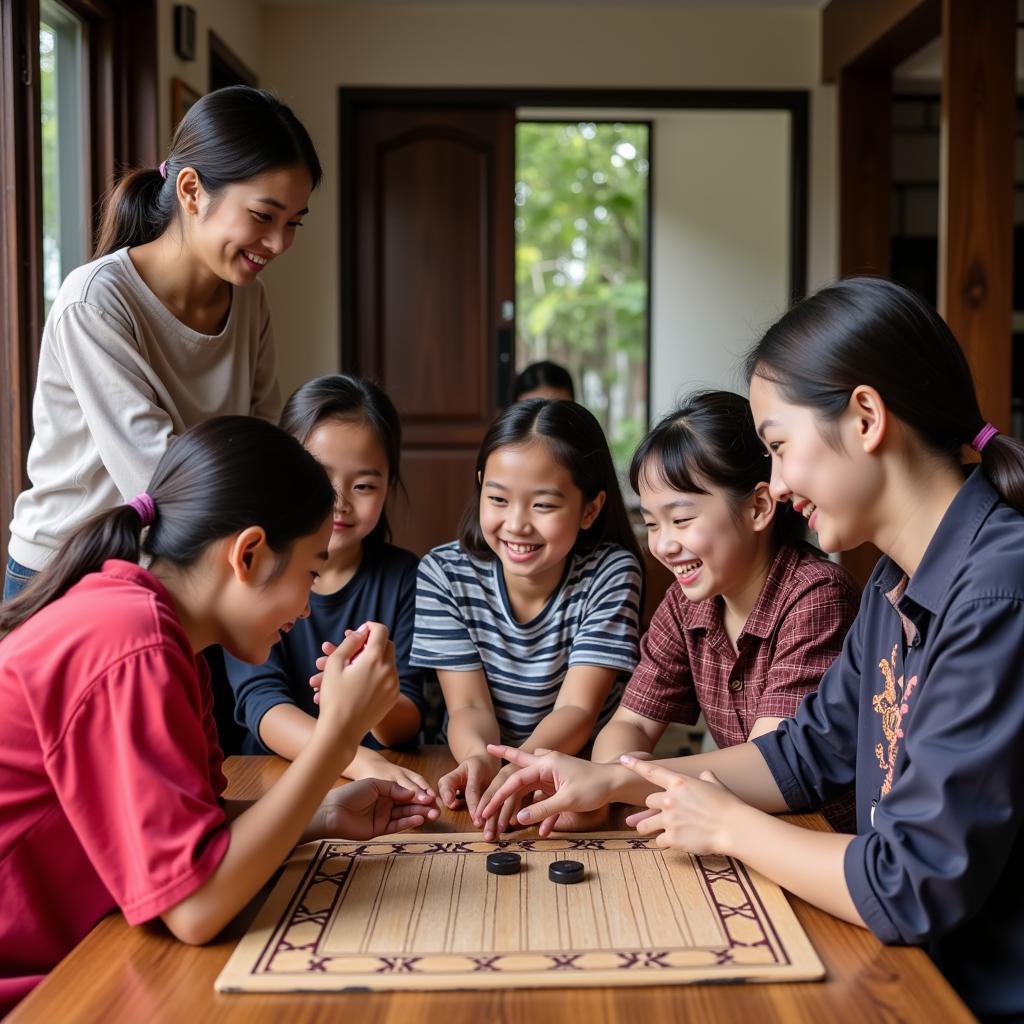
[10,747,975,1023]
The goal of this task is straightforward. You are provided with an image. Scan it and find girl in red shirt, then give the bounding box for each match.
[0,416,438,1015]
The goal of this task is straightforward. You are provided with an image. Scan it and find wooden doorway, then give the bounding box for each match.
[340,88,808,558]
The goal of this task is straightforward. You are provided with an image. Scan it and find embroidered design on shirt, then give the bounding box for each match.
[872,643,919,797]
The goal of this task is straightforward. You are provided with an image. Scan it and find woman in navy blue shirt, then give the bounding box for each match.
[479,278,1024,1021]
[226,375,431,797]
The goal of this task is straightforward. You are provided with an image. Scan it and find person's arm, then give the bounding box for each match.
[371,557,425,747]
[746,717,783,741]
[57,627,409,947]
[518,664,619,755]
[591,705,667,762]
[624,758,863,926]
[55,300,176,499]
[437,668,501,816]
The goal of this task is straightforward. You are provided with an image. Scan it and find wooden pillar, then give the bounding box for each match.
[838,67,891,586]
[938,0,1016,432]
[839,67,892,277]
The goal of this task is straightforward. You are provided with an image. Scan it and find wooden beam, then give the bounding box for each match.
[836,66,892,588]
[938,0,1016,433]
[823,0,940,82]
[839,68,892,277]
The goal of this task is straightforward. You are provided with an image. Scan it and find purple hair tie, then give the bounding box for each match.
[128,493,156,528]
[971,423,999,453]
[158,160,168,180]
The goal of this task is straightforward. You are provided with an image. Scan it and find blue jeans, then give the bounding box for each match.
[3,556,36,601]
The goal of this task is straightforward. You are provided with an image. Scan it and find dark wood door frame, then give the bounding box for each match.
[338,86,810,381]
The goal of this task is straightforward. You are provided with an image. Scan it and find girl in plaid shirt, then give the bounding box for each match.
[552,390,858,832]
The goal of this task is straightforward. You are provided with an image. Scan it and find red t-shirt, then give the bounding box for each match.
[0,561,229,1015]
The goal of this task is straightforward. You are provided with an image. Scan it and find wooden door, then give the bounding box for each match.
[348,104,514,555]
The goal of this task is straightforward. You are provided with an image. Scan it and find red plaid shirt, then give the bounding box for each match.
[623,543,859,746]
[622,544,860,830]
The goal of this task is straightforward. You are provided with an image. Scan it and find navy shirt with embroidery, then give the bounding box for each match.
[753,468,1024,1021]
[225,539,427,754]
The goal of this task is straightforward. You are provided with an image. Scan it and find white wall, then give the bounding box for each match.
[650,110,791,418]
[251,3,836,400]
[156,0,266,147]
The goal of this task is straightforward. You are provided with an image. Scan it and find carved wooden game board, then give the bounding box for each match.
[216,833,824,992]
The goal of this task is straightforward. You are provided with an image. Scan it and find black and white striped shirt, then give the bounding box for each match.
[411,540,641,744]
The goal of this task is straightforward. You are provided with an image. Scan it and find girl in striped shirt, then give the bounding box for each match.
[411,399,643,839]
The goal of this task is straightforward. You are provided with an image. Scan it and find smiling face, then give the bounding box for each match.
[638,464,770,604]
[221,523,332,664]
[183,164,312,286]
[478,441,604,593]
[748,373,882,554]
[303,418,391,562]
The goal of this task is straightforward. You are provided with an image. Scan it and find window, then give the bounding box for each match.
[515,120,650,470]
[40,0,88,316]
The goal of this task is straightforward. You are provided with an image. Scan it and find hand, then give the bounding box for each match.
[437,754,499,820]
[476,744,617,838]
[477,762,529,841]
[620,755,744,855]
[310,778,440,841]
[314,624,400,741]
[348,750,435,803]
[545,807,611,833]
[308,628,368,704]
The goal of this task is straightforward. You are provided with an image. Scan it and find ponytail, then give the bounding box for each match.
[745,276,1024,516]
[0,416,334,639]
[0,507,146,636]
[94,167,176,258]
[977,433,1024,516]
[94,85,322,257]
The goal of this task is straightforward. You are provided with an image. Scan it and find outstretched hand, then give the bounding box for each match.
[619,755,742,855]
[476,745,617,838]
[310,778,440,842]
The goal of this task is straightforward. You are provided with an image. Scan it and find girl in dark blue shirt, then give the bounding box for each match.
[478,278,1024,1021]
[226,375,431,797]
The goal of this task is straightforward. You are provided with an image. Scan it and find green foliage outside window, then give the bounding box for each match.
[515,121,650,470]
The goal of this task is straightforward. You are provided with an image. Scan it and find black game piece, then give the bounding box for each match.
[486,852,522,876]
[548,859,585,884]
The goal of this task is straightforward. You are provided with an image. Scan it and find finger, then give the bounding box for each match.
[321,641,338,655]
[387,782,415,802]
[644,791,671,811]
[620,754,686,792]
[516,794,569,827]
[383,813,426,834]
[496,793,521,835]
[465,770,486,823]
[401,768,432,794]
[634,810,665,836]
[438,770,464,810]
[486,744,540,769]
[309,672,324,690]
[624,807,657,828]
[331,628,371,664]
[477,766,544,820]
[538,814,559,838]
[481,811,499,842]
[312,692,321,706]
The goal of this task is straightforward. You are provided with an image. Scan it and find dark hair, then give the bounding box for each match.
[744,276,1024,515]
[0,417,334,638]
[512,361,576,402]
[629,390,806,547]
[279,374,403,543]
[94,85,322,257]
[459,399,644,570]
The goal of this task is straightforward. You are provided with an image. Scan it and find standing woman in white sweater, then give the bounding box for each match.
[4,85,320,598]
